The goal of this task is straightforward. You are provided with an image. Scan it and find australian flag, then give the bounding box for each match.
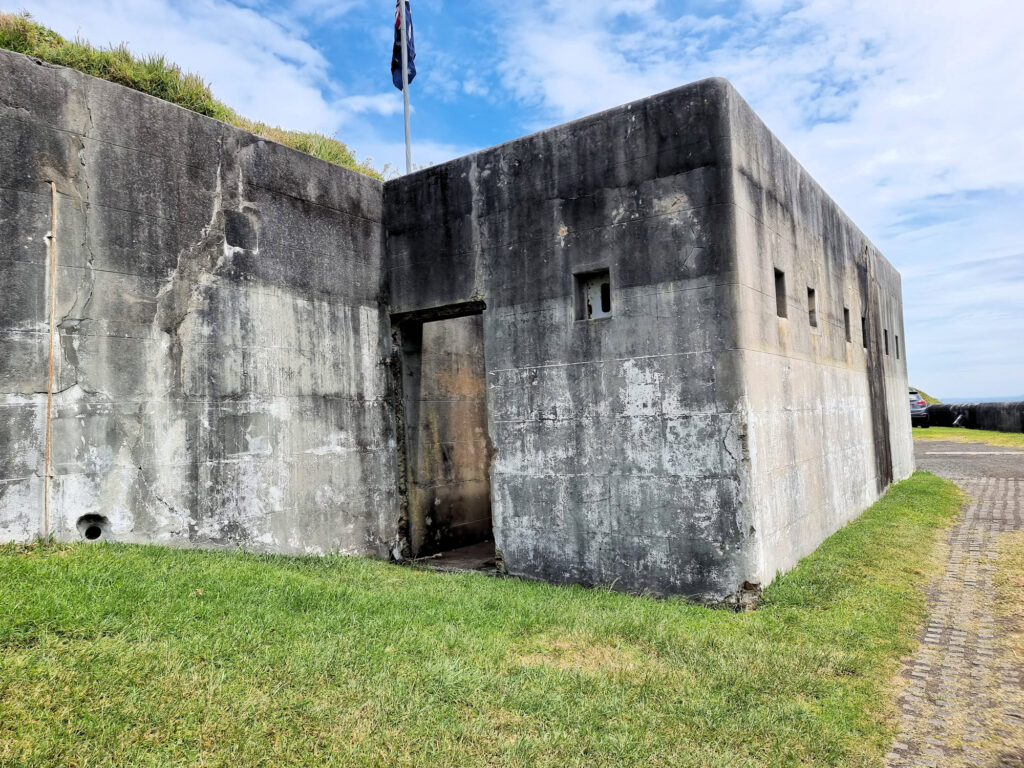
[391,1,416,91]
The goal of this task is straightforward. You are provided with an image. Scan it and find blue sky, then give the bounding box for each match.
[16,0,1024,399]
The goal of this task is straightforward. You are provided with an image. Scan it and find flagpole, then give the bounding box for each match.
[399,0,412,174]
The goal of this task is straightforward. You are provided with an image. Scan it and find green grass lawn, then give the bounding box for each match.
[913,426,1024,449]
[0,473,961,768]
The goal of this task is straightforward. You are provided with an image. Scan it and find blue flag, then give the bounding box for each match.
[391,1,416,91]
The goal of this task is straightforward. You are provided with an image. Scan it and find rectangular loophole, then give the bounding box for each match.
[862,316,868,349]
[895,334,900,359]
[884,329,890,355]
[774,269,787,318]
[576,269,612,320]
[807,287,817,328]
[843,308,851,343]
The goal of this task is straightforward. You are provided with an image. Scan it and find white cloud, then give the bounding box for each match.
[16,0,377,133]
[420,50,463,102]
[494,0,1024,210]
[346,137,483,177]
[336,94,404,116]
[462,77,488,97]
[283,0,367,22]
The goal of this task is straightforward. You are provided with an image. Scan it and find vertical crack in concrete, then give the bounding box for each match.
[55,142,96,381]
[153,150,235,395]
[150,137,250,543]
[69,104,97,325]
[53,99,98,389]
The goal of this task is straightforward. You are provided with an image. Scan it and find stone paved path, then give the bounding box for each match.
[886,442,1024,767]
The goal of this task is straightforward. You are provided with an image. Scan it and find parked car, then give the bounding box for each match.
[909,390,929,428]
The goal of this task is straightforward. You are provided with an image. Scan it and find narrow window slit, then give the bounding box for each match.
[774,269,787,318]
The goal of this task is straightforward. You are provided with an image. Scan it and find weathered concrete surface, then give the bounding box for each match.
[0,49,399,555]
[384,81,755,596]
[727,87,914,584]
[385,78,913,599]
[1,51,913,601]
[386,78,751,600]
[927,402,1024,433]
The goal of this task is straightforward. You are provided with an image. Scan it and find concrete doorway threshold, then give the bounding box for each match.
[412,540,498,574]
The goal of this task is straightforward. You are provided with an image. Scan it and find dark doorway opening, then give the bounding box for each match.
[394,305,495,572]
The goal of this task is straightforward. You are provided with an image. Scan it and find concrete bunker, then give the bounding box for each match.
[0,49,914,602]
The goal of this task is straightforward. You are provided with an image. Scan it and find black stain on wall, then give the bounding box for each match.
[858,258,893,492]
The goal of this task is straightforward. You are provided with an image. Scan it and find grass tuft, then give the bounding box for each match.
[0,473,962,767]
[0,11,381,178]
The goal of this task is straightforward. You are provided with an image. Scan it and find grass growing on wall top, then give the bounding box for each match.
[0,473,961,768]
[0,11,382,179]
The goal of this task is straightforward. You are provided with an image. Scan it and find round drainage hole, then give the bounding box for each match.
[77,514,110,541]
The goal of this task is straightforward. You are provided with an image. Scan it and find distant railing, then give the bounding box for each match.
[926,402,1024,433]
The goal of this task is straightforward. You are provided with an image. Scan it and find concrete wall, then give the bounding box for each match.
[386,79,756,599]
[385,78,912,599]
[401,314,492,556]
[927,403,1024,433]
[727,87,914,584]
[0,50,400,555]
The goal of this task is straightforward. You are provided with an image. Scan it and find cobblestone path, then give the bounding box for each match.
[886,444,1024,767]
